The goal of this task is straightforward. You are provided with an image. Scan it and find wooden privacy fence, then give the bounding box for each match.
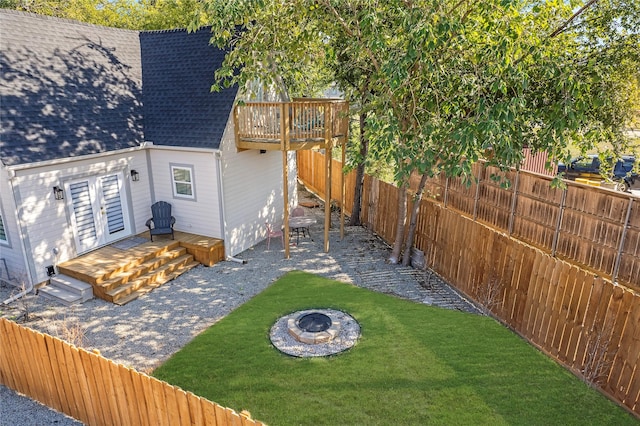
[298,150,640,416]
[0,318,265,426]
[297,151,640,291]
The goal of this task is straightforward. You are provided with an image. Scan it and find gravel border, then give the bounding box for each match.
[270,309,361,357]
[0,203,480,425]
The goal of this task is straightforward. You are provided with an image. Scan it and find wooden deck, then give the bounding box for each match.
[57,232,224,304]
[233,99,349,152]
[233,99,349,258]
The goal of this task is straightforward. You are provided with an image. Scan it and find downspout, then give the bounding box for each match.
[215,150,246,264]
[2,169,34,305]
[2,282,32,305]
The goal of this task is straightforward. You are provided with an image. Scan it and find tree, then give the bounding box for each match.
[2,0,209,30]
[196,0,639,264]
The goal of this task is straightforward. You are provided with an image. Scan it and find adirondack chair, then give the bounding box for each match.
[145,201,175,241]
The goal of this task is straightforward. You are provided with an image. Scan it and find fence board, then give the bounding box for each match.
[186,392,204,426]
[512,247,534,331]
[45,333,72,416]
[139,374,162,426]
[79,349,107,425]
[560,267,581,361]
[617,302,640,409]
[608,290,636,402]
[547,263,568,355]
[216,404,231,426]
[71,344,96,425]
[165,383,183,425]
[604,287,631,395]
[12,322,36,399]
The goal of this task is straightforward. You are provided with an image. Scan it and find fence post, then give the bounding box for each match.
[444,177,450,208]
[612,197,634,281]
[508,171,520,236]
[473,170,481,221]
[551,187,567,257]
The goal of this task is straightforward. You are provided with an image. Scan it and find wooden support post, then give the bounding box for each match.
[324,104,332,252]
[340,137,346,239]
[324,146,332,253]
[283,150,290,258]
[281,103,291,258]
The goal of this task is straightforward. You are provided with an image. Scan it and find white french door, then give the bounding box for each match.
[66,172,132,253]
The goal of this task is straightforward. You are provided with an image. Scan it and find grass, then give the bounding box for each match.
[153,271,636,425]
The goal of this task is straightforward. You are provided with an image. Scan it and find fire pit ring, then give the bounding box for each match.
[270,309,360,357]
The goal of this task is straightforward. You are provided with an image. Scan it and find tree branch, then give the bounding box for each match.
[549,0,599,38]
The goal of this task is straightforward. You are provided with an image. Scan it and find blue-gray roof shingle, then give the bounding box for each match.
[0,11,237,166]
[140,28,238,150]
[0,11,143,166]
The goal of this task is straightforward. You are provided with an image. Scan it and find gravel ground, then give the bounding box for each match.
[0,203,480,425]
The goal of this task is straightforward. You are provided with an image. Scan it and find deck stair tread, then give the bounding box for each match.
[58,240,182,284]
[96,247,188,292]
[109,257,199,305]
[104,253,197,302]
[97,241,182,282]
[55,232,224,305]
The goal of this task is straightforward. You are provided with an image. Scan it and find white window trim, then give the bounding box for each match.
[0,211,8,246]
[170,164,196,201]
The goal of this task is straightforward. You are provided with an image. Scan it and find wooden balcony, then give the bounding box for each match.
[233,99,349,152]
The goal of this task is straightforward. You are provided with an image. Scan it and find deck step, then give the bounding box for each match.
[96,247,189,292]
[56,234,224,305]
[105,254,198,305]
[39,274,94,306]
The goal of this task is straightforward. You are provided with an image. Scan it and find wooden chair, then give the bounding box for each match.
[145,201,175,241]
[265,222,284,249]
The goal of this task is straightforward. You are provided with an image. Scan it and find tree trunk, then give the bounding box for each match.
[349,111,369,226]
[388,183,407,264]
[401,172,430,266]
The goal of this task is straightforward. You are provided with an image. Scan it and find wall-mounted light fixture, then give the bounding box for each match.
[130,169,140,181]
[53,186,64,200]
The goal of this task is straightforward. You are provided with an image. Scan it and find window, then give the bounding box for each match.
[0,213,7,243]
[171,165,195,200]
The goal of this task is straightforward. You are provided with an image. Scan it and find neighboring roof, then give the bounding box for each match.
[140,28,238,150]
[0,11,238,167]
[0,10,143,166]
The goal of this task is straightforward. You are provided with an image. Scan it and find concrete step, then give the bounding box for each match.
[39,285,83,307]
[50,274,94,302]
[39,274,94,306]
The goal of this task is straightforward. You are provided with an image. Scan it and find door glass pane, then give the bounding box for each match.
[69,182,97,244]
[101,175,125,234]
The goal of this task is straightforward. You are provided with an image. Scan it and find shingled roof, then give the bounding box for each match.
[0,11,237,167]
[140,28,237,149]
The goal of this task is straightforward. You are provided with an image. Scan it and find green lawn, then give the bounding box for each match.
[153,271,636,425]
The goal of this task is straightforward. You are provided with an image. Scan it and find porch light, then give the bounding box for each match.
[53,186,64,200]
[130,169,140,181]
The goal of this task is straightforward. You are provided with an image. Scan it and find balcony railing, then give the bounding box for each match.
[233,99,349,151]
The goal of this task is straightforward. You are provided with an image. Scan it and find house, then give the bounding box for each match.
[0,10,306,296]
